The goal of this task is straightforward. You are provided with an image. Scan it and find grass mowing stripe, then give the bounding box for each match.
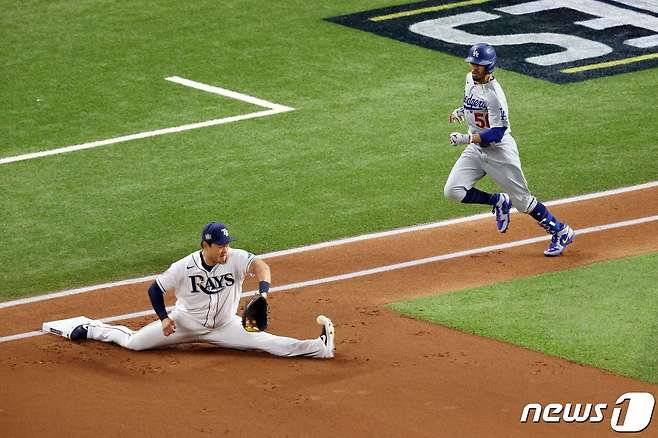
[389,253,658,383]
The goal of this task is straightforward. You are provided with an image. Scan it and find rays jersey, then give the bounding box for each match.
[462,73,511,140]
[155,249,256,328]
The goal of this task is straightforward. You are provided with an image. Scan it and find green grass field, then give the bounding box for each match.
[1,0,657,302]
[389,253,658,383]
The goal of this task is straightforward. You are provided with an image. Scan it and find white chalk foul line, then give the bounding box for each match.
[2,214,657,344]
[2,180,657,310]
[1,307,173,343]
[165,76,293,112]
[0,275,161,310]
[266,181,658,259]
[255,214,658,294]
[0,77,294,165]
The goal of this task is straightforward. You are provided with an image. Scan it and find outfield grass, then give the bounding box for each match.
[1,0,657,298]
[389,253,658,384]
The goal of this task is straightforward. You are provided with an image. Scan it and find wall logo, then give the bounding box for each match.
[326,0,658,83]
[520,392,655,433]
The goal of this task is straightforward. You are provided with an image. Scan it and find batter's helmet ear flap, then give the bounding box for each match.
[465,43,496,73]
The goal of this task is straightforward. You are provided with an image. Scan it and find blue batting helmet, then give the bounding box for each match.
[465,43,496,73]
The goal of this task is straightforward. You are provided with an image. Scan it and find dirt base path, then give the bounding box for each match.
[1,187,657,437]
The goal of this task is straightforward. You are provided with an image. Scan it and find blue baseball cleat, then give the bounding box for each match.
[492,193,511,233]
[544,224,575,257]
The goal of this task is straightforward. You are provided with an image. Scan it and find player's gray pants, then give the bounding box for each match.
[86,311,331,358]
[444,136,536,213]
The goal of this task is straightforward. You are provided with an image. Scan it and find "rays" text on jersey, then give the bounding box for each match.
[188,274,235,294]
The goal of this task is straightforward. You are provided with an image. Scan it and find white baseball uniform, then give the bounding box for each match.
[86,248,331,358]
[444,72,537,213]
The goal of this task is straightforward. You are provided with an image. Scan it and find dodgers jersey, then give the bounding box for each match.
[155,249,256,328]
[462,72,511,138]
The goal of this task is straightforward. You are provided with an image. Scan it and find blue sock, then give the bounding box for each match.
[462,188,497,206]
[530,202,562,234]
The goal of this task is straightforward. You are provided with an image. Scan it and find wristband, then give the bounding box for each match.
[259,281,270,295]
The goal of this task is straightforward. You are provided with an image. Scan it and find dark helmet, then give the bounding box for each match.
[465,43,496,73]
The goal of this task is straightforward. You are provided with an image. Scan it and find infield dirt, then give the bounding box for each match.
[1,186,657,437]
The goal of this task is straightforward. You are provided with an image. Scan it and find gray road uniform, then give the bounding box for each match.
[444,72,537,214]
[443,42,574,257]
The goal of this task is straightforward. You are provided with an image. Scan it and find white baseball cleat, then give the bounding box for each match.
[316,315,335,358]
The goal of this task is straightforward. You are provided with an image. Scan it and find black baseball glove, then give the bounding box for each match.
[242,294,268,332]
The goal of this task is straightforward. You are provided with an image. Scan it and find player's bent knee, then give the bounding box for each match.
[443,184,466,202]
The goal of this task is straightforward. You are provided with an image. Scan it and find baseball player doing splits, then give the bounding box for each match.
[68,222,335,358]
[445,43,575,256]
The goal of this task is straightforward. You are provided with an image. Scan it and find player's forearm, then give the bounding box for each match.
[251,258,271,283]
[251,258,271,296]
[147,281,169,320]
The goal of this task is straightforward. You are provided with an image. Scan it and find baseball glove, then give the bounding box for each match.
[242,294,268,332]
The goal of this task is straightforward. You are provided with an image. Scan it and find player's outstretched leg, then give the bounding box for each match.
[69,320,136,346]
[204,315,334,358]
[528,202,575,256]
[70,318,190,351]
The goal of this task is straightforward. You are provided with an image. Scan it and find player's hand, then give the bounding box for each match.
[162,317,176,336]
[449,132,471,145]
[449,107,465,123]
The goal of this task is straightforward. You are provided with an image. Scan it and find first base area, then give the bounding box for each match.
[42,316,92,339]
